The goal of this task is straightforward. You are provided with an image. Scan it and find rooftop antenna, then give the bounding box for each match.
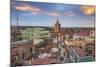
[16,16,19,30]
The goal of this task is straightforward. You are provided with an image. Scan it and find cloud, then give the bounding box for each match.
[14,4,61,16]
[80,5,95,16]
[45,12,60,16]
[14,5,41,14]
[88,15,95,20]
[64,11,76,16]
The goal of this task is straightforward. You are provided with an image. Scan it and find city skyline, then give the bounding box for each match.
[11,1,95,27]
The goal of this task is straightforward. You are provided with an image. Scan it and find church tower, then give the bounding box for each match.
[54,19,61,33]
[51,19,61,39]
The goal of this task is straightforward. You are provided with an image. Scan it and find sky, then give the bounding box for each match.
[11,1,95,27]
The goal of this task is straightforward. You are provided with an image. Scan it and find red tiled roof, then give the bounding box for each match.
[74,31,90,36]
[32,58,57,65]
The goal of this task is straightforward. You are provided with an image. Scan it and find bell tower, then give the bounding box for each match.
[54,19,61,33]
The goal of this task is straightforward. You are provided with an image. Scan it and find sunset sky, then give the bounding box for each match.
[11,1,95,27]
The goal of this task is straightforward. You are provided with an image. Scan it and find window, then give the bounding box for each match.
[91,31,93,34]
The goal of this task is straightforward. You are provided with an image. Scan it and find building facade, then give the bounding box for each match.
[11,26,22,42]
[21,27,51,40]
[11,40,33,66]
